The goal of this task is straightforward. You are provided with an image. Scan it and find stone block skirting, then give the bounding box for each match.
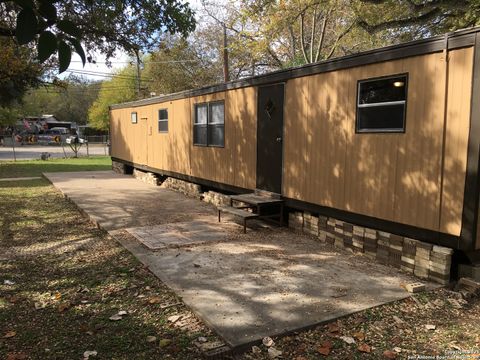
[112,160,128,174]
[133,169,160,186]
[160,177,202,198]
[289,211,453,285]
[202,191,231,207]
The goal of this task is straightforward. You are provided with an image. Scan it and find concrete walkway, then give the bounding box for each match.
[45,171,433,350]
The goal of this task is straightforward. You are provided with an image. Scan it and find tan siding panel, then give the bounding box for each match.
[440,47,474,235]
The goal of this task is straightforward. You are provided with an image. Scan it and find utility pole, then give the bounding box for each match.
[223,24,229,82]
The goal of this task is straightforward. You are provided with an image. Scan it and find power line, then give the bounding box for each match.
[69,60,201,64]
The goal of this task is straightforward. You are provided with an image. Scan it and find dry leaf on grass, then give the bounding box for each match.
[6,352,27,360]
[3,331,16,338]
[57,302,70,312]
[327,322,339,333]
[358,344,371,353]
[317,346,331,356]
[148,296,162,304]
[353,331,365,341]
[383,350,397,359]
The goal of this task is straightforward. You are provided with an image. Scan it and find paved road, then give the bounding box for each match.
[0,144,109,161]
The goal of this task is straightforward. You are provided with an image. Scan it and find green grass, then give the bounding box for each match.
[0,156,112,178]
[0,176,213,359]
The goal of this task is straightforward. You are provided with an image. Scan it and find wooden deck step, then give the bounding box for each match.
[217,206,259,233]
[254,189,282,199]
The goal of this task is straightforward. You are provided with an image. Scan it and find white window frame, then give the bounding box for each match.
[158,108,168,133]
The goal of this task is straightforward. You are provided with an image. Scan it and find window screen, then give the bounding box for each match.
[356,74,407,133]
[194,104,208,145]
[158,109,168,133]
[131,112,137,124]
[208,102,224,147]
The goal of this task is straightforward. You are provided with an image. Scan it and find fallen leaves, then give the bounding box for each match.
[6,352,27,360]
[109,310,128,321]
[383,350,397,359]
[327,322,339,333]
[262,336,275,347]
[340,335,356,344]
[57,302,71,312]
[353,331,365,341]
[148,296,162,304]
[83,350,97,359]
[159,339,172,348]
[316,340,333,356]
[146,336,157,343]
[357,343,371,353]
[3,330,16,338]
[425,324,436,330]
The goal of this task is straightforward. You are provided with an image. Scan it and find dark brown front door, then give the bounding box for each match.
[256,83,284,194]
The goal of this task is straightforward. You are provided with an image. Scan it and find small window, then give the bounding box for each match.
[158,109,168,133]
[131,112,137,124]
[193,101,225,147]
[356,74,408,133]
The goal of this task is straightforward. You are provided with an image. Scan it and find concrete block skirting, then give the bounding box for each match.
[288,211,454,285]
[132,169,160,186]
[202,191,231,207]
[160,177,202,198]
[112,159,129,174]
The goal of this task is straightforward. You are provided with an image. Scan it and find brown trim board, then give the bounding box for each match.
[112,157,460,250]
[461,32,480,251]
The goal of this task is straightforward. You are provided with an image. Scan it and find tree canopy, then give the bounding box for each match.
[0,0,197,72]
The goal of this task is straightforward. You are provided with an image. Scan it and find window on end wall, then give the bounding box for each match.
[193,101,224,147]
[131,112,137,124]
[356,74,408,133]
[158,109,168,132]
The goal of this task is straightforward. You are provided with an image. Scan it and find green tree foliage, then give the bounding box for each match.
[143,35,222,95]
[0,0,196,72]
[22,78,100,124]
[357,0,480,38]
[88,67,137,130]
[0,77,100,126]
[0,36,44,106]
[201,0,480,76]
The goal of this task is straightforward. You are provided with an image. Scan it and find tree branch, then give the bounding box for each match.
[300,13,308,63]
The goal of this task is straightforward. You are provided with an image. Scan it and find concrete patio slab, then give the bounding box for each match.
[45,171,437,350]
[127,220,234,250]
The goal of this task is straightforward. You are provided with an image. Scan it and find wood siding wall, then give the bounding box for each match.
[110,87,257,190]
[283,47,474,236]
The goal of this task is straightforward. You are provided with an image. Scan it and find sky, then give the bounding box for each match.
[61,0,204,82]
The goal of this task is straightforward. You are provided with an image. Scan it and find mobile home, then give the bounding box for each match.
[110,27,480,280]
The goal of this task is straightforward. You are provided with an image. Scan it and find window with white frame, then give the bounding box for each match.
[356,74,408,133]
[131,111,137,124]
[193,101,224,147]
[158,109,168,132]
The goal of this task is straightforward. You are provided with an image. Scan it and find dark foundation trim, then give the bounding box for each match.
[460,32,480,251]
[110,29,477,110]
[112,157,460,250]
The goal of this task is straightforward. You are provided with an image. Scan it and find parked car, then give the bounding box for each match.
[38,127,70,144]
